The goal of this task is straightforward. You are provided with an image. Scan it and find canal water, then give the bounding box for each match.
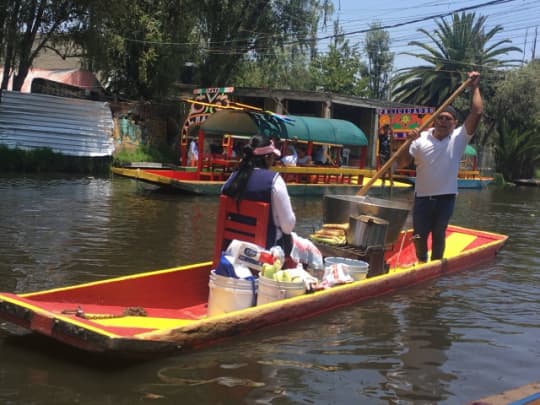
[0,174,538,404]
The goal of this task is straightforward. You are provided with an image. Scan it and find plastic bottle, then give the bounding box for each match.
[226,240,274,271]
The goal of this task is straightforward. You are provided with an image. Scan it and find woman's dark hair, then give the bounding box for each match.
[222,134,273,201]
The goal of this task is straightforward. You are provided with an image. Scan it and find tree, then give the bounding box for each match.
[193,0,331,87]
[364,22,393,100]
[1,0,87,91]
[232,46,313,90]
[392,12,521,107]
[76,0,330,97]
[231,0,332,91]
[78,0,198,99]
[491,60,540,179]
[310,21,368,96]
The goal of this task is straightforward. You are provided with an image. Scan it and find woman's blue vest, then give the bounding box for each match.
[223,169,278,248]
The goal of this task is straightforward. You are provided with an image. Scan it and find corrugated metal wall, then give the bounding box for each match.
[0,91,114,157]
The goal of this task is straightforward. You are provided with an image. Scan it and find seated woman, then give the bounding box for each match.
[222,134,296,254]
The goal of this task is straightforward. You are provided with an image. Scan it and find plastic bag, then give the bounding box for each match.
[289,232,324,270]
[215,252,253,279]
[322,263,354,287]
[215,253,237,278]
[273,264,319,292]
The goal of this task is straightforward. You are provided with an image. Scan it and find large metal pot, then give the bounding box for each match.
[323,195,411,246]
[347,215,388,250]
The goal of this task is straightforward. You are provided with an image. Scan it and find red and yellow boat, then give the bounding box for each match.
[0,222,507,358]
[112,110,412,195]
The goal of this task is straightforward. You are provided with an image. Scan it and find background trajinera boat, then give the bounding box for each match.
[112,109,413,195]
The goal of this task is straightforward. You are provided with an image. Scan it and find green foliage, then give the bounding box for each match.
[491,61,540,180]
[1,0,87,91]
[0,145,111,174]
[192,0,330,87]
[364,22,393,100]
[392,12,521,107]
[2,0,333,97]
[112,144,178,166]
[79,0,198,99]
[232,47,314,90]
[494,123,540,180]
[310,21,368,96]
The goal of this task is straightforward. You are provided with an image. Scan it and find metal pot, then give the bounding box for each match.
[347,215,388,250]
[323,195,411,246]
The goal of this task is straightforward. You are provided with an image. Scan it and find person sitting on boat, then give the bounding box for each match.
[281,144,298,166]
[401,71,483,263]
[188,138,198,166]
[222,134,296,255]
[313,144,333,165]
[296,145,312,166]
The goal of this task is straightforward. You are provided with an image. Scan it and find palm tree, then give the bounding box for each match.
[392,12,521,107]
[495,121,540,180]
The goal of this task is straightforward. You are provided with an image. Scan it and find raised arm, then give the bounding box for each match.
[464,71,483,136]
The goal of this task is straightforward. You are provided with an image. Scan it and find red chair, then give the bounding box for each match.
[213,195,270,267]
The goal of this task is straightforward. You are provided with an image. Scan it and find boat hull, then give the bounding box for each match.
[0,225,507,358]
[111,166,412,196]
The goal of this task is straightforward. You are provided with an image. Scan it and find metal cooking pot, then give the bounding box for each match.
[323,195,411,246]
[347,215,388,250]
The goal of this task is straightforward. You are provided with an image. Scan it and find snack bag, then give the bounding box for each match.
[322,263,354,287]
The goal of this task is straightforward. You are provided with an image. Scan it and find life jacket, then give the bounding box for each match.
[223,168,277,247]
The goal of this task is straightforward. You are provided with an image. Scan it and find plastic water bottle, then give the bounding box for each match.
[226,240,274,271]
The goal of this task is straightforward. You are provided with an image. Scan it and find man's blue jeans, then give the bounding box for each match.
[412,194,456,262]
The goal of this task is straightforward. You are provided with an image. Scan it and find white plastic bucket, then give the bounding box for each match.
[324,257,369,281]
[256,276,305,306]
[207,270,257,316]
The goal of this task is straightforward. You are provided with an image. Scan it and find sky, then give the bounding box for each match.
[320,0,539,72]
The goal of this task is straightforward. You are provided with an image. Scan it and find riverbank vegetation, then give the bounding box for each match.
[0,2,538,180]
[0,145,111,174]
[112,145,178,167]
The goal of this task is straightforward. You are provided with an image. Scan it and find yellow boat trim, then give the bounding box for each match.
[0,294,121,338]
[93,316,195,329]
[113,167,411,188]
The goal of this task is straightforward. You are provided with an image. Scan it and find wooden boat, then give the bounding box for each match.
[111,109,413,195]
[512,178,540,187]
[0,223,507,358]
[470,381,540,405]
[112,165,412,196]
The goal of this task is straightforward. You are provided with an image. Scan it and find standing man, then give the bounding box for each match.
[405,71,483,263]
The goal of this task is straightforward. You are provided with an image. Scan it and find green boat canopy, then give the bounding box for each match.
[201,110,368,146]
[464,144,477,156]
[283,115,368,146]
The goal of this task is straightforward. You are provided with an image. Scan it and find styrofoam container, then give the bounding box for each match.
[256,276,305,306]
[324,257,369,281]
[207,270,257,316]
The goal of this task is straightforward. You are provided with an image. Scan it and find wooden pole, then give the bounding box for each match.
[357,78,473,196]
